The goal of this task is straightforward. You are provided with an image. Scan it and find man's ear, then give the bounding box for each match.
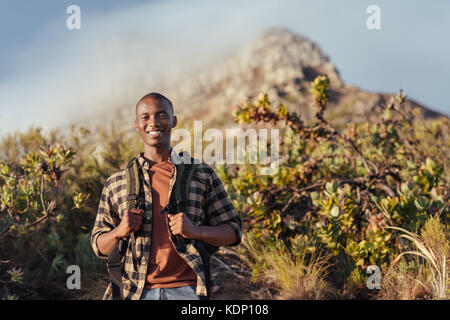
[135,119,139,131]
[172,115,177,128]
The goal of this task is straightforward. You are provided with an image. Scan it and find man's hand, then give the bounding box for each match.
[114,209,143,239]
[96,209,143,256]
[168,212,199,239]
[168,212,238,247]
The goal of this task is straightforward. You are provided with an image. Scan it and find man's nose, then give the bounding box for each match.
[148,115,159,127]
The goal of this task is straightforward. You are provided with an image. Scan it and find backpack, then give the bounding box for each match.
[106,152,217,300]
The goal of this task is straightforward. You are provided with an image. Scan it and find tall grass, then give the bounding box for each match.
[381,214,449,299]
[242,233,333,299]
[378,256,433,300]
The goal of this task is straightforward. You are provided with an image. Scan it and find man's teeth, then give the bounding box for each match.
[147,130,163,136]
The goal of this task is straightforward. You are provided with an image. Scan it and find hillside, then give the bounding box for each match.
[77,27,444,136]
[158,27,443,128]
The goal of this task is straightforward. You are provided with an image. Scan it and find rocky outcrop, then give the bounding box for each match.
[163,27,441,128]
[89,26,442,133]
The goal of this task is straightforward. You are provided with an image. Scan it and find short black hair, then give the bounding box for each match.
[135,92,174,116]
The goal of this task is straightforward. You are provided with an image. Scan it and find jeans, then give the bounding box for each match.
[140,285,199,300]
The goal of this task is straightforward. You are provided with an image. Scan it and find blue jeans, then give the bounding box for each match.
[140,285,199,300]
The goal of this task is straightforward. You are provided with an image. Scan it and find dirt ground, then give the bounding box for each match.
[209,248,267,300]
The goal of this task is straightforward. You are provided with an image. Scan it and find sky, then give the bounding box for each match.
[0,0,449,137]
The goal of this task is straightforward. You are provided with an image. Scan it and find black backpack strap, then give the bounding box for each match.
[194,240,213,300]
[126,158,143,270]
[161,153,197,252]
[172,152,216,299]
[107,157,144,300]
[173,159,188,253]
[107,244,124,299]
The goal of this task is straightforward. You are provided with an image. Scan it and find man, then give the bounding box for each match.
[90,92,242,300]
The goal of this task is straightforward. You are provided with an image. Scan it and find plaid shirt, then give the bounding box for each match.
[90,150,242,300]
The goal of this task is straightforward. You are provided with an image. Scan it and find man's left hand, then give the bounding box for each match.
[168,212,199,239]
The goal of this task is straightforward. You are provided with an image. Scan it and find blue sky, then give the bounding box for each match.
[0,0,449,136]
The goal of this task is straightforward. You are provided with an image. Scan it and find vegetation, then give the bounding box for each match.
[240,233,333,299]
[0,75,448,299]
[381,216,449,299]
[222,75,449,299]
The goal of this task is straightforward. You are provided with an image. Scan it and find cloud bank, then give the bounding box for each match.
[0,0,282,136]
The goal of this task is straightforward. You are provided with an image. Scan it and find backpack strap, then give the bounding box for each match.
[174,153,219,256]
[125,158,143,266]
[167,152,216,299]
[171,154,197,253]
[174,157,198,215]
[107,157,144,300]
[107,245,123,299]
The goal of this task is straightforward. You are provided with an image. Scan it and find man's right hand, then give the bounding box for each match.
[96,209,143,256]
[114,209,144,239]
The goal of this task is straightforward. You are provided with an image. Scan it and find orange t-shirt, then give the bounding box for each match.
[145,160,197,289]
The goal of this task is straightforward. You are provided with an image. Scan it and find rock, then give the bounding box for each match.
[82,27,444,135]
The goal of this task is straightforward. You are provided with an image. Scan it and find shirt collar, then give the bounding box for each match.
[137,148,188,169]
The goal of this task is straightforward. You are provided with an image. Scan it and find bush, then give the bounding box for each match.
[221,75,449,298]
[380,214,449,299]
[241,233,333,299]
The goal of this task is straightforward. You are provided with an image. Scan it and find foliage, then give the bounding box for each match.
[386,215,449,299]
[0,119,147,299]
[223,74,449,293]
[0,138,92,297]
[0,142,82,239]
[0,73,448,300]
[377,257,432,300]
[241,233,333,299]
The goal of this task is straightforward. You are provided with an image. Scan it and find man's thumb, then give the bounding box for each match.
[129,209,143,215]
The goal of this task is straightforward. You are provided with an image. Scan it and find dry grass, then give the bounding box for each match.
[242,233,333,300]
[377,256,433,300]
[379,214,449,300]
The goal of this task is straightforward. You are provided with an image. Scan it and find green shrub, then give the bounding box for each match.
[222,75,449,296]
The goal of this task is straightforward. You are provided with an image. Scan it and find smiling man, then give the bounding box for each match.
[91,92,242,300]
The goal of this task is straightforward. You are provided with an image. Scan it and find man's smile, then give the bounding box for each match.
[145,128,164,138]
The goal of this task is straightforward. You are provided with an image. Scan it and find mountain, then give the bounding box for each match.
[81,26,444,135]
[159,26,443,128]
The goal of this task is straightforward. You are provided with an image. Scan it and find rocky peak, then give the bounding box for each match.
[115,27,441,131]
[236,26,342,85]
[167,27,345,123]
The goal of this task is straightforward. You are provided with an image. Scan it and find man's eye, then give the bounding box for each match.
[159,114,168,119]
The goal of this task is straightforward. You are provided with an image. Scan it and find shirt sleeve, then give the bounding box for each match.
[204,166,243,246]
[90,181,120,259]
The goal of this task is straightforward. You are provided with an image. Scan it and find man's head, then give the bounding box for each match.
[135,92,177,151]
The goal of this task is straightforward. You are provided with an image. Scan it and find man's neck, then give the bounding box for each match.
[143,146,171,163]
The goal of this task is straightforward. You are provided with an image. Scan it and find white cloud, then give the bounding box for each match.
[0,0,286,136]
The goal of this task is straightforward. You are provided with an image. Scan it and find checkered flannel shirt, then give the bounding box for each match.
[90,150,242,300]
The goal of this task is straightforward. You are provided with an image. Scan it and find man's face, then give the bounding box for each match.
[135,98,177,150]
